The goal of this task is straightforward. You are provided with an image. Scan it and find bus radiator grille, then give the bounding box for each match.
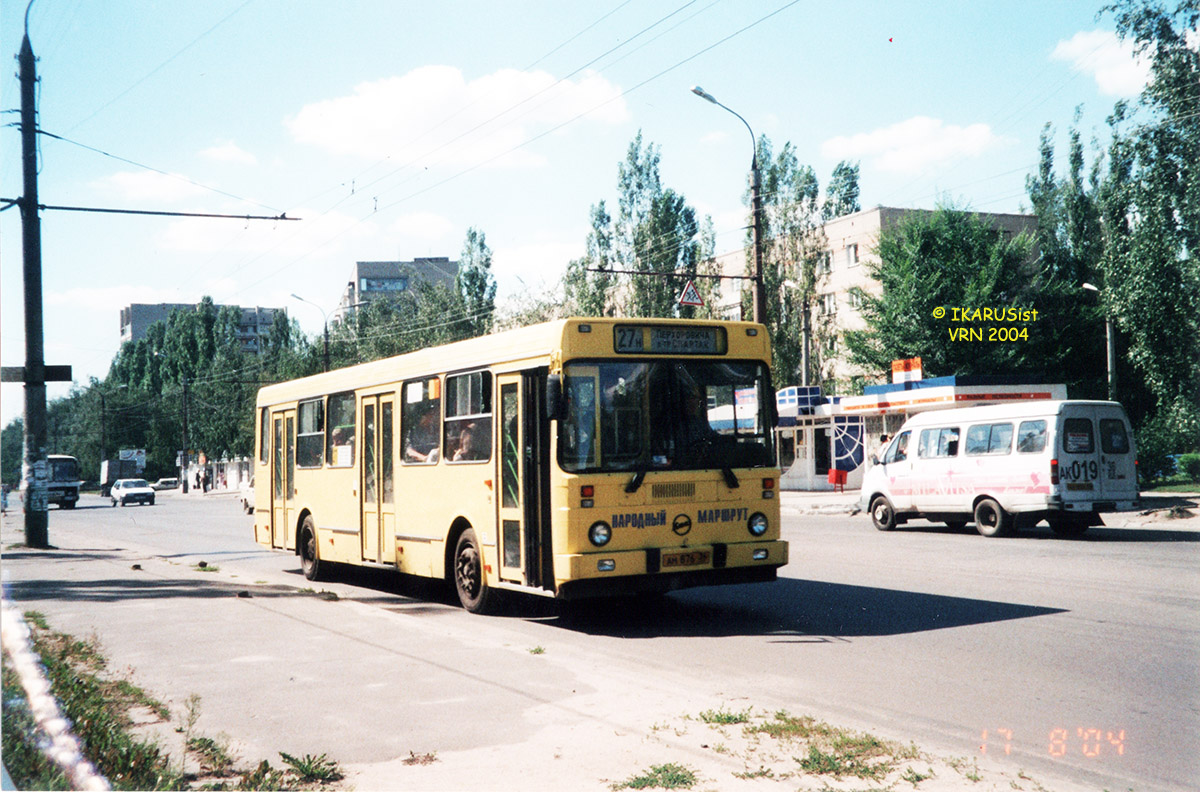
[651,482,696,500]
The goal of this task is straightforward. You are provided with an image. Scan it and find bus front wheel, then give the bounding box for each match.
[300,517,322,581]
[453,528,491,614]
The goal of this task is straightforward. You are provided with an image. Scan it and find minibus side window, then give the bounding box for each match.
[918,427,959,458]
[1100,419,1130,454]
[967,423,1013,456]
[1016,420,1047,453]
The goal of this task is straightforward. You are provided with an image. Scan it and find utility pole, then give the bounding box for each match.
[19,30,49,548]
[749,151,766,326]
[181,376,190,494]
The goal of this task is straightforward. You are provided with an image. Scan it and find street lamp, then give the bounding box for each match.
[1082,283,1117,401]
[691,85,766,325]
[291,293,333,373]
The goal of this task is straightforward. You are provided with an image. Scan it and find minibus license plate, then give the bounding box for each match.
[662,550,710,568]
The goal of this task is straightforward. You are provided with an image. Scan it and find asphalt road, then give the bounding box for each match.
[2,492,1197,791]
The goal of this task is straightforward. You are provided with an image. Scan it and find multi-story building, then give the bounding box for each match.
[714,206,1037,388]
[332,257,459,323]
[119,303,283,352]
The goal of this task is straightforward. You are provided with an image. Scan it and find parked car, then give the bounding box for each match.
[153,477,179,490]
[239,475,255,515]
[111,479,156,507]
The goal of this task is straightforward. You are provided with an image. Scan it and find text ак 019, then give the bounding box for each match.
[614,325,726,355]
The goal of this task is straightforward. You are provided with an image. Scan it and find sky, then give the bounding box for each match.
[0,0,1156,426]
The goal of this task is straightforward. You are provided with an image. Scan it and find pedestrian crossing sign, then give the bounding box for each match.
[678,280,704,307]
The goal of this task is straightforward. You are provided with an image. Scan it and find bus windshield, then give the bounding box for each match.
[559,360,775,473]
[49,457,79,482]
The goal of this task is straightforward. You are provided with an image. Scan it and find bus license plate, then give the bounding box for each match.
[662,550,710,569]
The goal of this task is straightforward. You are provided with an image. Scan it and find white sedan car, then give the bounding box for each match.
[110,478,156,507]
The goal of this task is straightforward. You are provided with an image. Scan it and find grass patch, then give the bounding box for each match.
[279,752,344,783]
[2,615,183,790]
[193,563,220,573]
[401,751,438,766]
[698,706,751,725]
[528,645,545,655]
[611,762,698,790]
[188,736,236,776]
[746,710,918,782]
[733,766,774,780]
[298,588,339,601]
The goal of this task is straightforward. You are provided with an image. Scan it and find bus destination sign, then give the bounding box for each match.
[614,325,727,355]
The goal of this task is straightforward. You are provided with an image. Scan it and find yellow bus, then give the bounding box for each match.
[252,317,787,613]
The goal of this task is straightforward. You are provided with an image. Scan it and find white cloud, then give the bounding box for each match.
[97,170,208,203]
[699,130,728,145]
[199,141,258,166]
[1051,30,1152,96]
[492,239,582,298]
[389,212,454,241]
[821,117,1007,174]
[286,65,628,168]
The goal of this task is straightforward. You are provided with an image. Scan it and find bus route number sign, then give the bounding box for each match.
[614,325,726,355]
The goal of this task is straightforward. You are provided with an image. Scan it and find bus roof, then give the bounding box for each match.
[256,317,768,408]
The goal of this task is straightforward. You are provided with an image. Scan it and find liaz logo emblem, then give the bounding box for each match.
[672,513,692,536]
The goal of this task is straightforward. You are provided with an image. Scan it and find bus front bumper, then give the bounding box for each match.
[553,539,788,600]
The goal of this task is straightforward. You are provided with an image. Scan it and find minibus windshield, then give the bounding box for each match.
[558,360,774,473]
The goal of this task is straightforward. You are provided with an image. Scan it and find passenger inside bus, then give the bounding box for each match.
[405,408,440,463]
[452,423,483,461]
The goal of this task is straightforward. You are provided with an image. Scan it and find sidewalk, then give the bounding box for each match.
[779,487,863,515]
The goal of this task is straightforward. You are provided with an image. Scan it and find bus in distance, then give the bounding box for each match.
[252,317,787,613]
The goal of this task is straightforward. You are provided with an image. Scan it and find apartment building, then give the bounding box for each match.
[332,257,459,323]
[119,303,283,352]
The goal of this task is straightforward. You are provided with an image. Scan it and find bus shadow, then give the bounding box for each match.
[539,578,1067,640]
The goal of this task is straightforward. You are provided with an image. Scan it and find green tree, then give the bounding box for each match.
[566,131,710,319]
[2,417,23,485]
[457,227,497,336]
[822,160,861,221]
[844,207,1059,379]
[1097,0,1200,449]
[563,202,617,316]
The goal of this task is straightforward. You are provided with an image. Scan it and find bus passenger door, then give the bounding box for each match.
[496,375,525,583]
[496,371,553,590]
[360,394,396,563]
[270,410,296,549]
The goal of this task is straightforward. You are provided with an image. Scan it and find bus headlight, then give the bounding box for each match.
[588,521,612,547]
[748,512,769,537]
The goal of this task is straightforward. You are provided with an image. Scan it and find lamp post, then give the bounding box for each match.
[691,86,765,326]
[291,294,333,373]
[1082,283,1117,401]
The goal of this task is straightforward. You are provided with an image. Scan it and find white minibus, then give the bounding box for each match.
[860,400,1139,537]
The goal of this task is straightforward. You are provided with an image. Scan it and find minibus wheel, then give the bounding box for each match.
[870,496,897,531]
[454,528,491,613]
[974,498,1012,537]
[300,517,322,581]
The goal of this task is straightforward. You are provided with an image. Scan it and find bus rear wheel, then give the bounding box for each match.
[300,517,322,581]
[974,498,1012,537]
[453,528,491,614]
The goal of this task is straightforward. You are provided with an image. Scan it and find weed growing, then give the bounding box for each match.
[698,706,751,725]
[279,752,344,783]
[611,762,698,790]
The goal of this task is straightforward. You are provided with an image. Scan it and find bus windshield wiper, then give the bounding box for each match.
[625,465,648,493]
[721,467,740,489]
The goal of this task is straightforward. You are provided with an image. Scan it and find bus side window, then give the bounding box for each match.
[326,392,356,467]
[403,378,441,464]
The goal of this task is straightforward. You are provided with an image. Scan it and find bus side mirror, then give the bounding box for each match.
[545,374,564,421]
